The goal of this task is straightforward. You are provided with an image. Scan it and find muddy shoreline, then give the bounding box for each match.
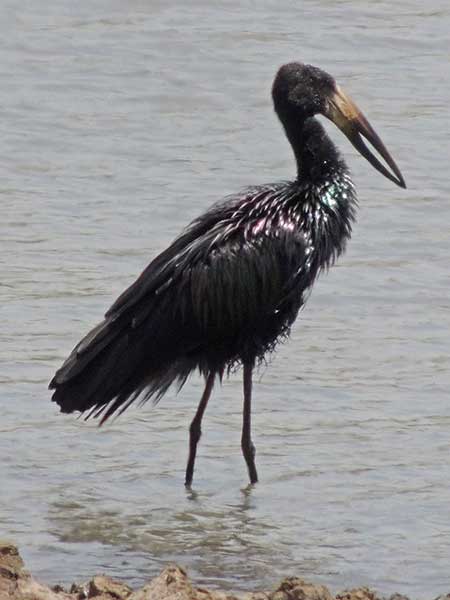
[1,540,447,600]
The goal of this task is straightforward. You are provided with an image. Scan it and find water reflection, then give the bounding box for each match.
[48,486,288,588]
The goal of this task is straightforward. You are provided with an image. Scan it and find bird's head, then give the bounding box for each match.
[272,62,406,188]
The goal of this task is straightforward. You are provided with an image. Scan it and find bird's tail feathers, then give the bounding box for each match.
[50,314,193,422]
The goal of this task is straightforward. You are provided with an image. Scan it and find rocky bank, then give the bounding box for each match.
[1,540,448,600]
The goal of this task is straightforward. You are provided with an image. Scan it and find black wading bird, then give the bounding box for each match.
[50,63,405,486]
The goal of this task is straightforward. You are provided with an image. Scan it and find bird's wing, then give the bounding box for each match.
[179,224,309,337]
[51,181,311,382]
[104,203,237,321]
[50,202,240,385]
[105,209,311,361]
[50,192,311,418]
[106,183,309,324]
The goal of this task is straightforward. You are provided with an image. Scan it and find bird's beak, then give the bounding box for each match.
[325,85,406,188]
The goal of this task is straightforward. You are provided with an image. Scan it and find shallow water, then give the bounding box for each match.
[1,1,450,597]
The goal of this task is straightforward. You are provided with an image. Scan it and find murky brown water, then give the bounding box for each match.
[1,1,449,597]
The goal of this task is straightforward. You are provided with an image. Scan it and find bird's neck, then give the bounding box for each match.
[282,116,343,184]
[275,114,356,271]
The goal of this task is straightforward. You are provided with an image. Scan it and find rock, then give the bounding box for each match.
[16,578,74,600]
[69,581,90,599]
[0,540,27,578]
[127,565,241,600]
[0,541,26,599]
[336,589,381,600]
[51,585,66,593]
[271,577,333,600]
[88,574,132,599]
[1,541,449,600]
[128,565,212,599]
[0,542,71,600]
[127,566,333,600]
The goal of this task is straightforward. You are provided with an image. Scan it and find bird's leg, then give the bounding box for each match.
[242,362,258,484]
[185,371,215,487]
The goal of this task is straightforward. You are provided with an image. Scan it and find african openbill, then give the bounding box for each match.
[50,62,405,486]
